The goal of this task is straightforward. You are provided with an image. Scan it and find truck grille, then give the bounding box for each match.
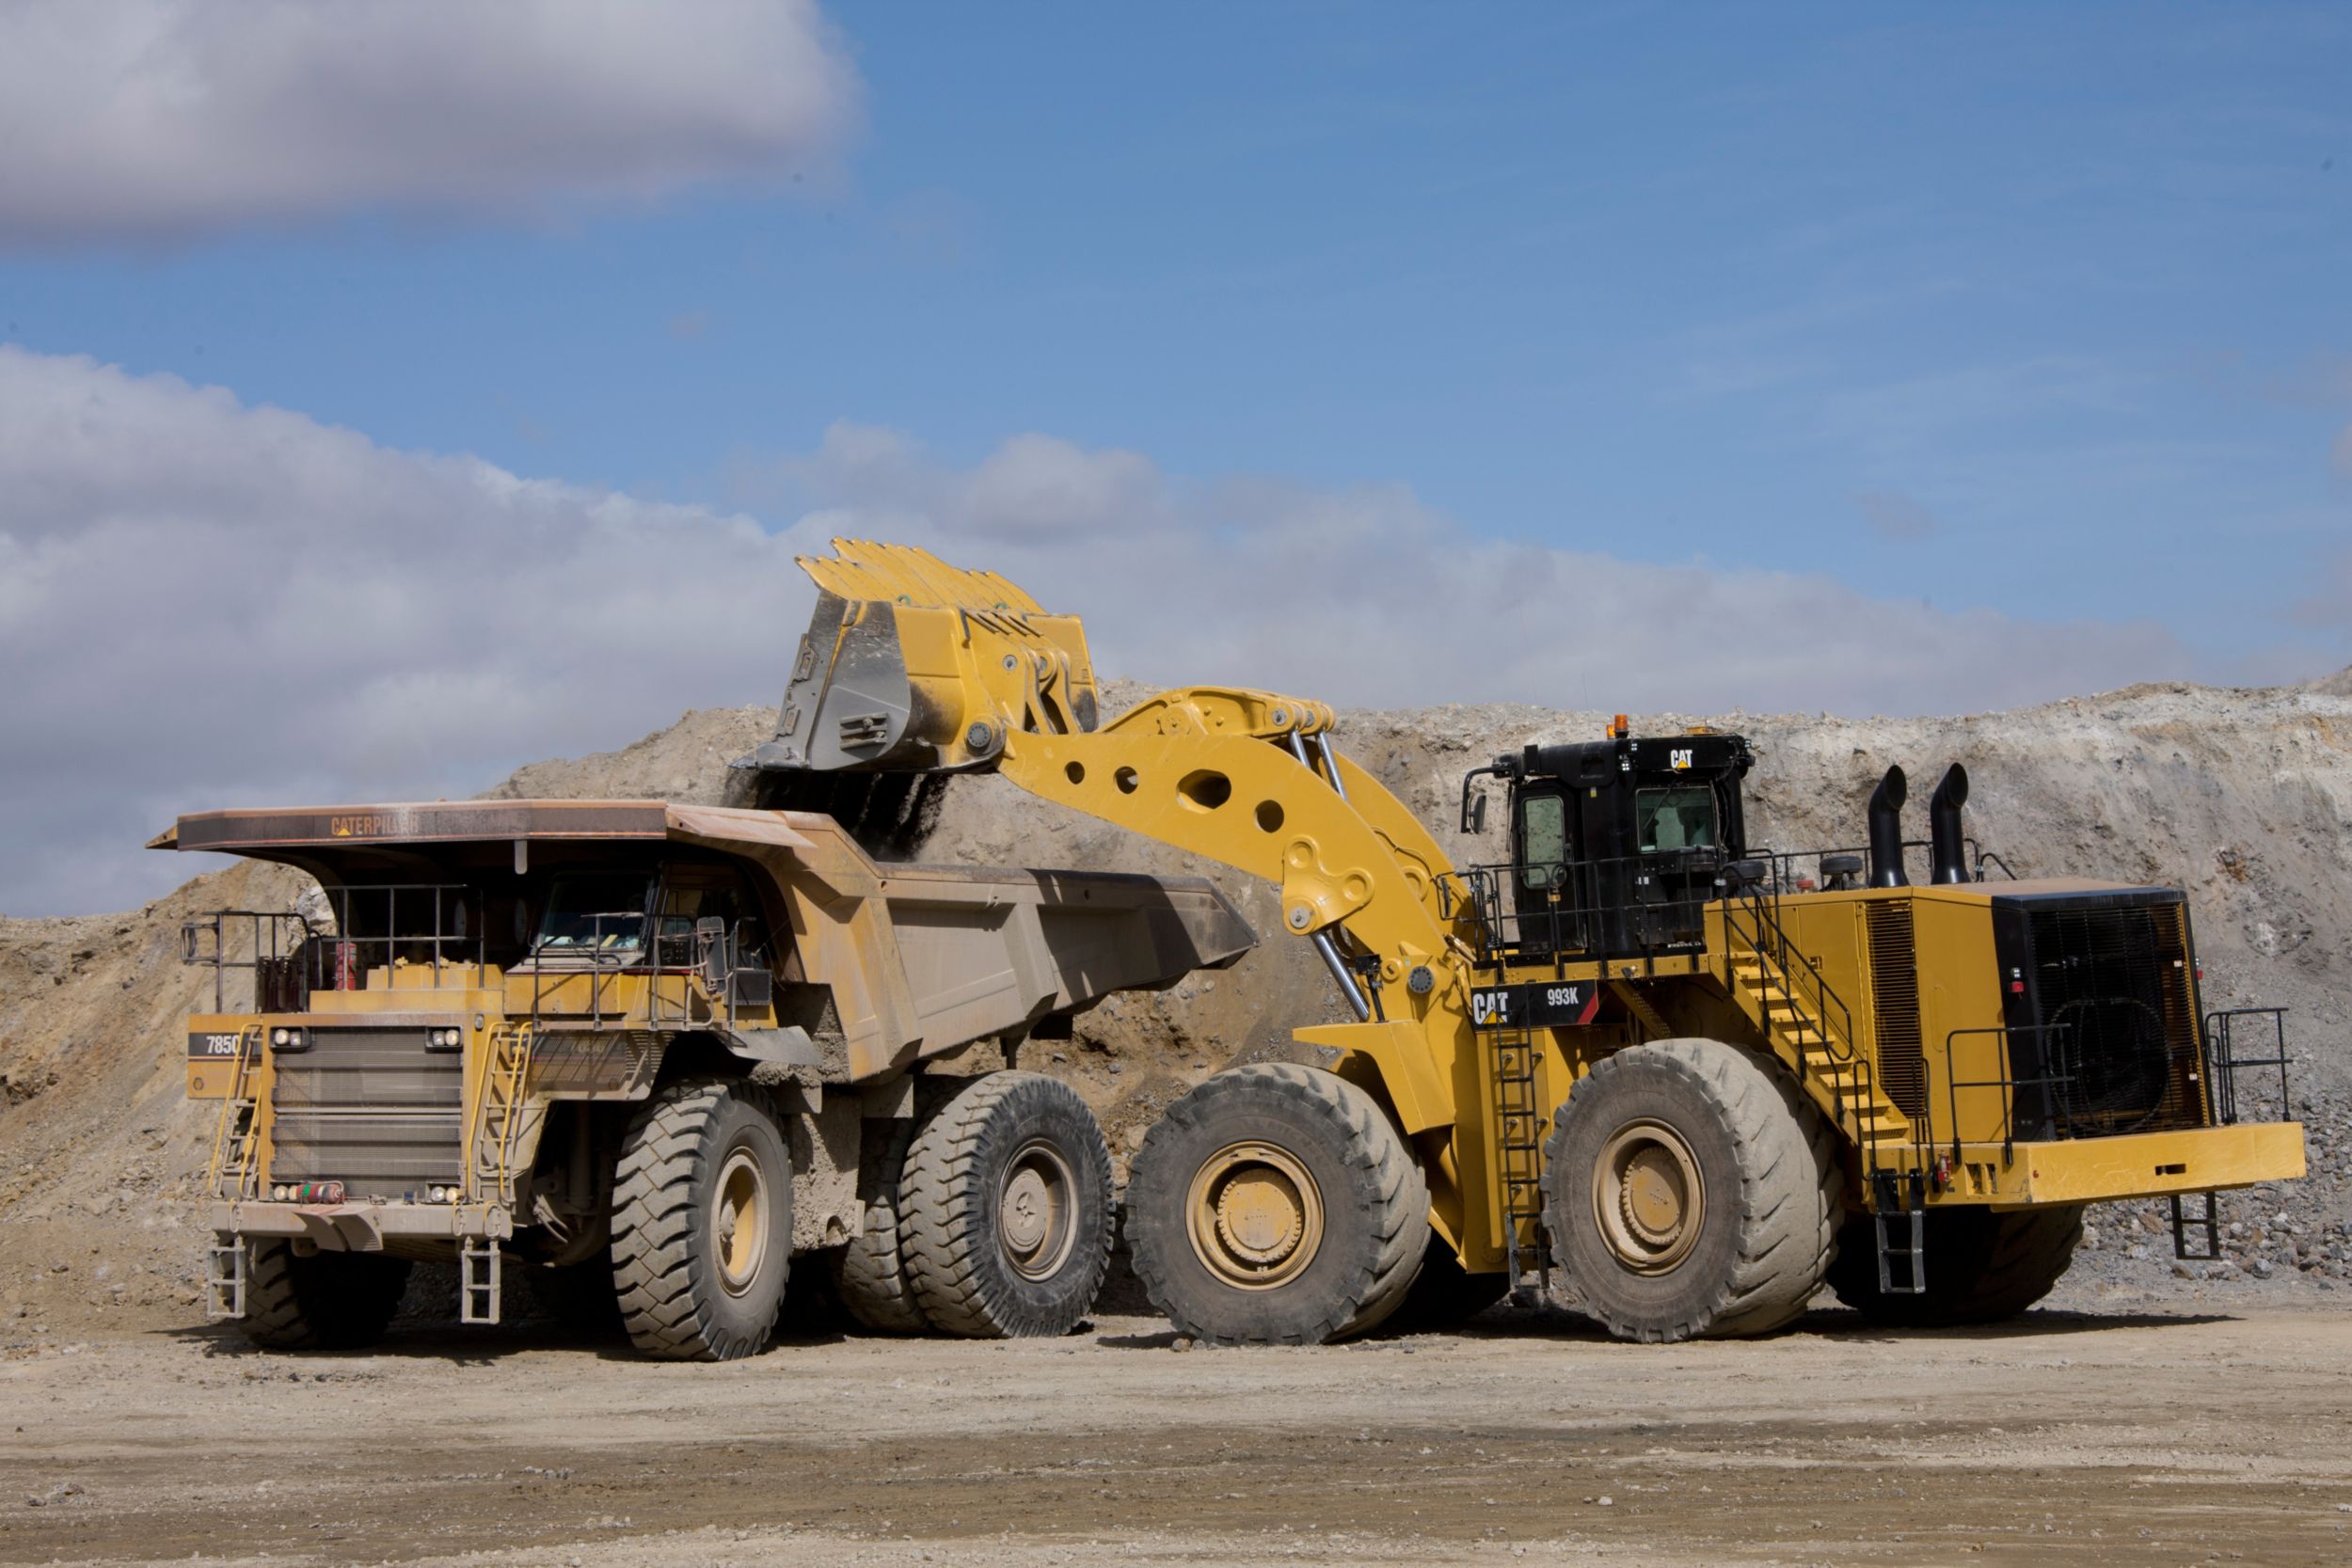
[1998,894,2208,1139]
[268,1026,464,1198]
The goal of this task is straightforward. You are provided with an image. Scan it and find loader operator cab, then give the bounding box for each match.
[1461,724,1754,961]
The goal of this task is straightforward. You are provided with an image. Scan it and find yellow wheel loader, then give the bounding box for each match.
[737,540,2310,1345]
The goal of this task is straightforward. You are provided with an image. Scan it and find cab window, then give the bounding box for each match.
[653,874,771,968]
[1518,792,1568,889]
[1638,785,1718,852]
[533,874,650,953]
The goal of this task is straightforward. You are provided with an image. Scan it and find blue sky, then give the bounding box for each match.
[1,1,2348,913]
[7,4,2349,658]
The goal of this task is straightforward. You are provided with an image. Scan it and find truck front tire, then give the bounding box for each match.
[1543,1038,1840,1343]
[901,1072,1115,1338]
[1126,1064,1428,1346]
[238,1239,411,1351]
[612,1078,794,1361]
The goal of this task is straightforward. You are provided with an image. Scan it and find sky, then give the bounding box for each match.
[1,0,2348,917]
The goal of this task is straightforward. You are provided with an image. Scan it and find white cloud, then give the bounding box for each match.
[0,0,858,244]
[0,350,2198,917]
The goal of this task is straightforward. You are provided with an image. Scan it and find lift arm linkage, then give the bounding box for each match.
[739,542,1504,1255]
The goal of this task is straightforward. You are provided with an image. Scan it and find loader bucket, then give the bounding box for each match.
[735,540,1100,774]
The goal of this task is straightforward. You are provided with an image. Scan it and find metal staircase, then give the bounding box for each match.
[1487,1025,1549,1298]
[457,1022,535,1326]
[203,1024,266,1201]
[1720,890,1926,1291]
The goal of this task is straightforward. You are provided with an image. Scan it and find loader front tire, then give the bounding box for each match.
[239,1239,410,1351]
[1126,1064,1429,1346]
[831,1115,929,1334]
[901,1072,1115,1338]
[1825,1203,2084,1327]
[1543,1038,1840,1343]
[612,1078,793,1361]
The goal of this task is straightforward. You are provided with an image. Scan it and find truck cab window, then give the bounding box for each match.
[533,874,650,953]
[1638,786,1718,853]
[1519,792,1568,889]
[653,875,771,969]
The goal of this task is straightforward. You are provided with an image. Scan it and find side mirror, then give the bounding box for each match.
[694,916,727,988]
[1465,792,1487,835]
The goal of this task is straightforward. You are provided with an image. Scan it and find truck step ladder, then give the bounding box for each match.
[2170,1191,2223,1261]
[467,1023,536,1205]
[203,1237,247,1322]
[1488,1026,1549,1300]
[1871,1171,1928,1294]
[459,1237,503,1325]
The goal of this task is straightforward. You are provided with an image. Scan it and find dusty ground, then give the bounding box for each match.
[2,1302,2349,1568]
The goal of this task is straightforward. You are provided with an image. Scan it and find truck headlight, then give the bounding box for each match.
[425,1027,463,1051]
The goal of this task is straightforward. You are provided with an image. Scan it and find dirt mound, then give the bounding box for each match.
[4,677,2348,1338]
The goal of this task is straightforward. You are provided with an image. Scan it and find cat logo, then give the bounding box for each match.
[1670,747,1694,771]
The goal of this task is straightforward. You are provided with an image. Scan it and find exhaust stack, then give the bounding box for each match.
[1928,763,1970,885]
[1867,766,1908,888]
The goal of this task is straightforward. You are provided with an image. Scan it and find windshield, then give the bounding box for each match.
[1638,785,1718,853]
[533,874,650,953]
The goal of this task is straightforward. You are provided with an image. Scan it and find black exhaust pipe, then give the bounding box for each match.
[1867,766,1908,888]
[1929,763,1970,885]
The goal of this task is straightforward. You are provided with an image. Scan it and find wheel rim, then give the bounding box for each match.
[1591,1118,1705,1275]
[998,1138,1080,1282]
[1184,1141,1325,1291]
[712,1147,770,1298]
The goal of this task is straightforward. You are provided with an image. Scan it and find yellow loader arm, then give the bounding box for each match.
[737,540,1505,1259]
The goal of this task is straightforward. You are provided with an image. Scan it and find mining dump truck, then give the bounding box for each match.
[737,541,2309,1343]
[158,800,1250,1357]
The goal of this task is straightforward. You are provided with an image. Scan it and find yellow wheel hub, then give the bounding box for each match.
[1185,1142,1325,1290]
[713,1148,770,1297]
[1592,1119,1705,1275]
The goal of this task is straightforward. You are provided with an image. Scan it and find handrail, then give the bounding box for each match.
[1937,1022,2074,1166]
[1717,880,1903,1177]
[2202,1007,2292,1126]
[202,1024,265,1199]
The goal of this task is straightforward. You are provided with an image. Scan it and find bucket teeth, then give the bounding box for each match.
[800,540,1046,618]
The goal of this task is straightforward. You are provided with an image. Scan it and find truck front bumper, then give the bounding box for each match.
[1947,1121,2306,1209]
[211,1199,513,1252]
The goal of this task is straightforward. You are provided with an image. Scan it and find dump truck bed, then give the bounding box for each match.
[155,798,1255,1082]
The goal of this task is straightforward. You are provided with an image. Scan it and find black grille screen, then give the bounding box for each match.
[1865,901,1927,1118]
[2015,898,2207,1137]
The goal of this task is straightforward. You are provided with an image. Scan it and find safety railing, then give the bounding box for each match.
[514,913,771,1033]
[1936,1022,2076,1166]
[1716,878,1910,1179]
[1434,851,1721,972]
[2202,1007,2293,1126]
[179,911,313,1013]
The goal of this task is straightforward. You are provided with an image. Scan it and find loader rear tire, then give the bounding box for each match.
[611,1078,793,1361]
[1381,1237,1510,1335]
[1126,1064,1428,1346]
[1543,1038,1840,1343]
[831,1116,930,1335]
[239,1239,410,1352]
[901,1072,1115,1338]
[1826,1203,2085,1327]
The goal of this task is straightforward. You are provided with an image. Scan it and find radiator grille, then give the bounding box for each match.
[268,1027,464,1197]
[2023,899,2206,1136]
[1865,901,1927,1117]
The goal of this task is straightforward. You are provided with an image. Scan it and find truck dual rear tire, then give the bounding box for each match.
[1543,1037,1840,1343]
[1126,1064,1429,1345]
[901,1071,1116,1338]
[239,1239,411,1351]
[612,1078,794,1361]
[831,1114,929,1334]
[1826,1203,2085,1326]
